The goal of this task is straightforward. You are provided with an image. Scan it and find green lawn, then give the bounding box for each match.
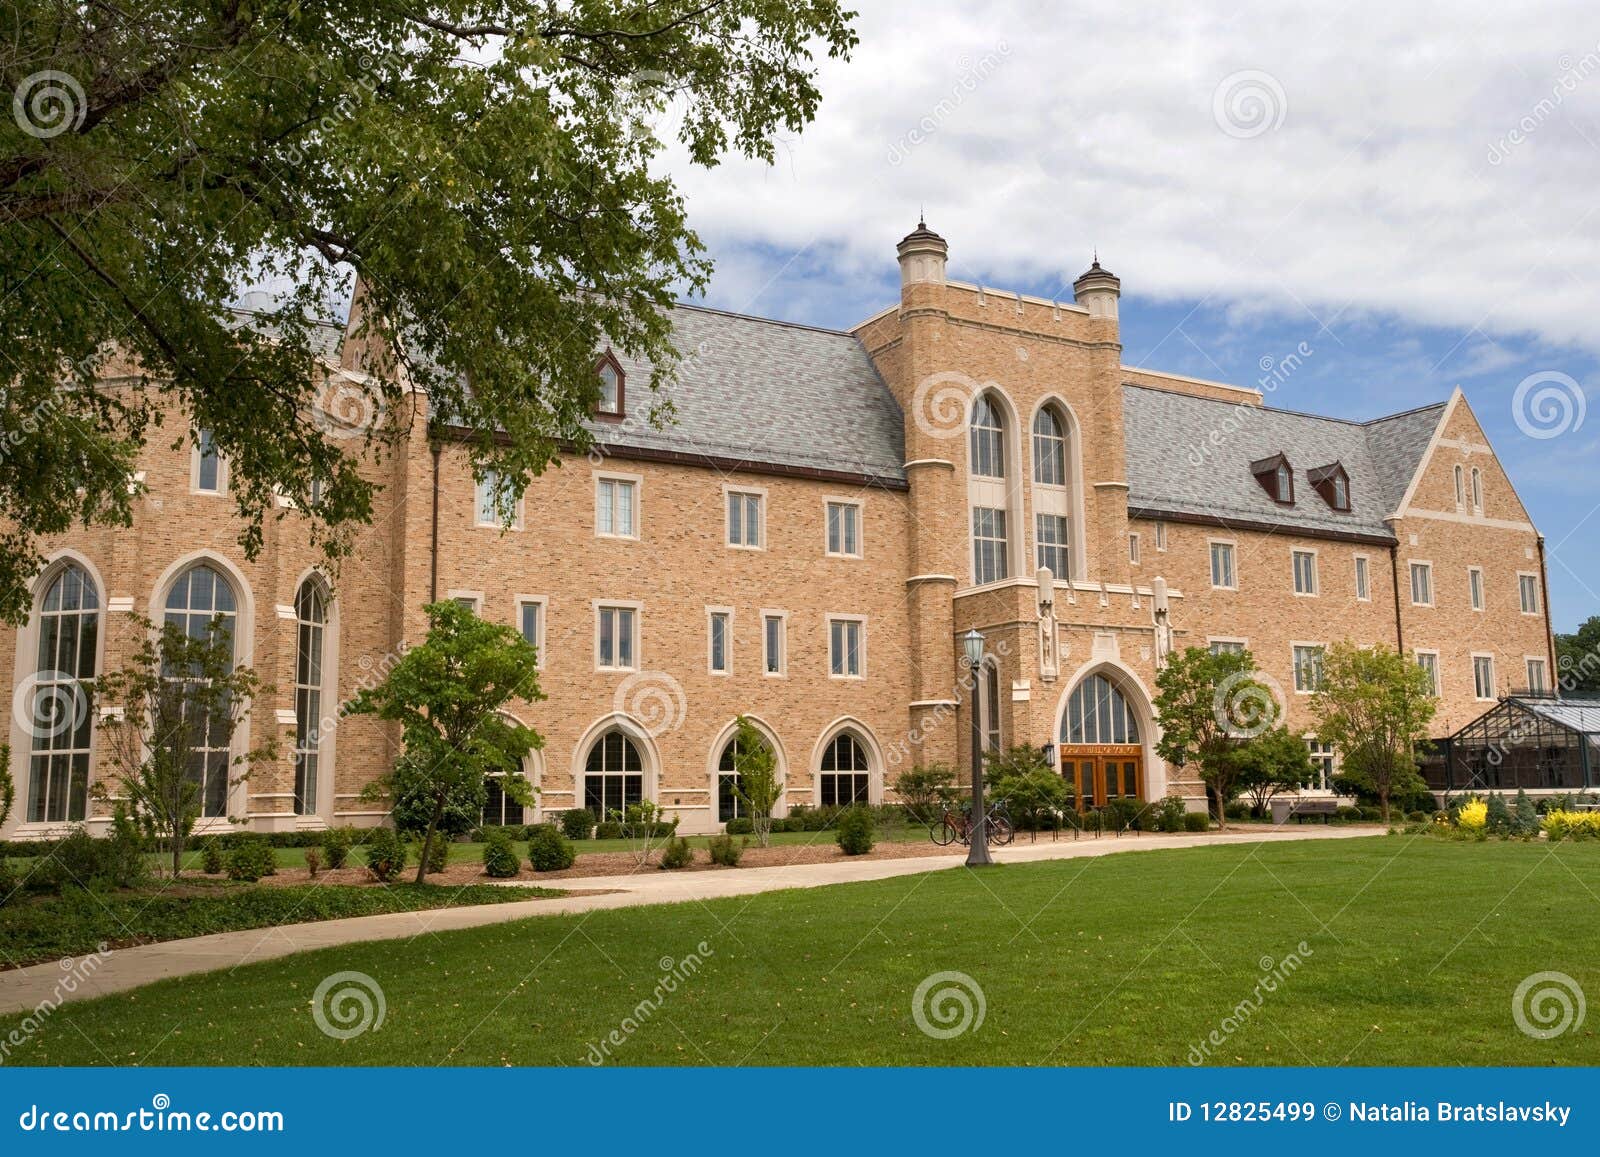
[6,836,1596,1066]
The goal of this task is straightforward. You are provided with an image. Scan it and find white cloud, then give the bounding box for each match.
[659,0,1600,349]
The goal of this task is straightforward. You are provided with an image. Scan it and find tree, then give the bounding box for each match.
[893,764,958,825]
[1154,646,1281,830]
[347,600,542,883]
[0,744,13,829]
[1555,616,1600,695]
[728,716,781,847]
[985,747,1068,839]
[1309,642,1437,823]
[0,1,859,625]
[93,617,273,877]
[1233,727,1317,816]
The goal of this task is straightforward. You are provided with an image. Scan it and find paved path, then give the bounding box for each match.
[0,825,1380,1015]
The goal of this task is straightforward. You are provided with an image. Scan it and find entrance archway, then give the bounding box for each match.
[1057,670,1148,809]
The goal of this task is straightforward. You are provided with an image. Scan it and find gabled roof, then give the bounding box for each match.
[1123,384,1447,541]
[1516,697,1600,735]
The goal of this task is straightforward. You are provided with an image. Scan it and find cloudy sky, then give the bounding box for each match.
[650,0,1600,631]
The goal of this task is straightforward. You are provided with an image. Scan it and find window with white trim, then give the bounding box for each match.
[970,394,1005,478]
[1415,650,1440,696]
[818,733,871,806]
[1210,541,1236,589]
[1526,658,1548,694]
[1473,654,1496,700]
[596,605,636,671]
[829,617,863,678]
[708,610,730,675]
[1035,513,1070,578]
[1031,407,1066,485]
[1306,739,1335,791]
[475,470,520,529]
[972,507,1008,585]
[292,576,328,816]
[595,477,637,538]
[1209,639,1246,656]
[1470,467,1483,512]
[1128,533,1141,566]
[1155,520,1168,552]
[517,598,544,666]
[1409,562,1433,606]
[763,613,786,676]
[1519,573,1540,615]
[195,429,223,494]
[163,564,239,818]
[1468,567,1484,611]
[24,564,100,823]
[1354,555,1370,601]
[1292,549,1317,595]
[826,501,861,557]
[1292,644,1325,693]
[727,490,763,548]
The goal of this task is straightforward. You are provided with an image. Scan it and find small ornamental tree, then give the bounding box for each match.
[93,616,273,877]
[1233,727,1317,816]
[1310,642,1437,823]
[986,746,1068,837]
[348,601,543,884]
[893,764,958,825]
[729,716,782,847]
[1154,646,1281,830]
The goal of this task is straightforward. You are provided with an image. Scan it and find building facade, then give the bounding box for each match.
[1,224,1559,839]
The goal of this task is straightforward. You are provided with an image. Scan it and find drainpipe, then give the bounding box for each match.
[1388,544,1405,654]
[1537,535,1557,697]
[429,439,441,603]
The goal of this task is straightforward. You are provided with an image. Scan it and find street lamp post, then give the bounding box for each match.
[962,628,993,867]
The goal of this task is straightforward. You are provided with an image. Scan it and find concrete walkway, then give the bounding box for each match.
[0,825,1380,1015]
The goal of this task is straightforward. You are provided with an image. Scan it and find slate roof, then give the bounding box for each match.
[1122,384,1447,542]
[584,304,906,485]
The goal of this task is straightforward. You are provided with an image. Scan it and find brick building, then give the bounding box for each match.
[2,222,1558,839]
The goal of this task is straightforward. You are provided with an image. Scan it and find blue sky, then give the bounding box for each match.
[651,1,1600,632]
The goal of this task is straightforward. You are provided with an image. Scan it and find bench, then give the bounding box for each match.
[1270,797,1339,825]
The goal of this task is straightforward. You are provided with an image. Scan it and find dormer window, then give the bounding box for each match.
[1250,453,1294,505]
[595,351,624,418]
[1307,463,1351,512]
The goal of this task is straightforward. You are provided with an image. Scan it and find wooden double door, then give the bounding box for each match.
[1060,745,1143,810]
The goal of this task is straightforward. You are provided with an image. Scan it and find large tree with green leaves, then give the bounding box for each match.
[1154,645,1283,830]
[0,1,858,624]
[1309,641,1436,823]
[1232,725,1317,817]
[1556,616,1600,695]
[347,600,541,883]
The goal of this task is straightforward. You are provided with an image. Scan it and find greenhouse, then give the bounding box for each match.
[1432,696,1600,794]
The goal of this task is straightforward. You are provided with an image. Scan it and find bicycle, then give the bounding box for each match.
[930,798,1015,847]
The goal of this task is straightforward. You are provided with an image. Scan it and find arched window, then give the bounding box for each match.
[1454,465,1465,507]
[970,394,1005,478]
[163,564,238,817]
[483,772,529,827]
[25,564,100,823]
[716,732,776,823]
[1032,408,1066,486]
[1470,467,1483,511]
[291,577,328,816]
[818,732,870,807]
[983,662,1002,752]
[584,730,643,818]
[1063,674,1141,745]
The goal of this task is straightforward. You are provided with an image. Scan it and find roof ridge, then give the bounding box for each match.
[669,299,855,338]
[1122,381,1450,428]
[1361,399,1450,427]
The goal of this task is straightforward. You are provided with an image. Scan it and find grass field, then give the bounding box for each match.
[6,835,1594,1066]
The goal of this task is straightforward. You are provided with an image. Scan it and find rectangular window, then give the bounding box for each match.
[1354,555,1370,601]
[1210,541,1236,589]
[1129,533,1141,566]
[475,470,521,528]
[1519,573,1540,614]
[1292,549,1317,595]
[708,611,730,674]
[195,430,222,493]
[1209,639,1246,656]
[1473,654,1496,700]
[972,507,1009,585]
[763,613,786,676]
[1293,644,1325,693]
[829,617,863,678]
[1035,514,1070,578]
[1527,658,1548,694]
[1306,739,1336,791]
[826,501,861,557]
[452,595,481,614]
[596,606,636,671]
[1416,650,1440,696]
[1468,567,1484,611]
[1155,521,1168,552]
[595,477,637,538]
[1409,562,1433,606]
[727,490,763,548]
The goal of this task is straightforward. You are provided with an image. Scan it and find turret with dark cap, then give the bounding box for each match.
[1072,253,1121,319]
[896,215,948,287]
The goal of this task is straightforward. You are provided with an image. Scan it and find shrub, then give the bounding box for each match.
[835,806,876,855]
[304,846,322,877]
[1155,795,1186,833]
[34,822,150,892]
[659,836,694,869]
[0,858,18,906]
[201,841,225,875]
[104,808,152,888]
[422,833,449,874]
[323,826,354,869]
[725,817,754,835]
[1184,811,1209,832]
[1457,798,1488,832]
[481,830,521,878]
[1224,801,1249,821]
[707,834,745,866]
[1358,806,1382,823]
[1334,806,1363,823]
[1405,811,1426,824]
[224,838,278,882]
[528,826,576,872]
[559,809,594,841]
[1099,798,1146,832]
[363,827,409,882]
[1513,789,1541,838]
[1485,793,1513,836]
[594,821,622,840]
[1543,810,1600,842]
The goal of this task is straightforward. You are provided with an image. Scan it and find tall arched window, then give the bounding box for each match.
[25,564,100,823]
[716,733,775,823]
[970,395,1005,479]
[292,577,328,816]
[1032,408,1066,486]
[163,564,238,817]
[1454,465,1465,507]
[1063,674,1141,745]
[818,732,870,807]
[584,730,643,818]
